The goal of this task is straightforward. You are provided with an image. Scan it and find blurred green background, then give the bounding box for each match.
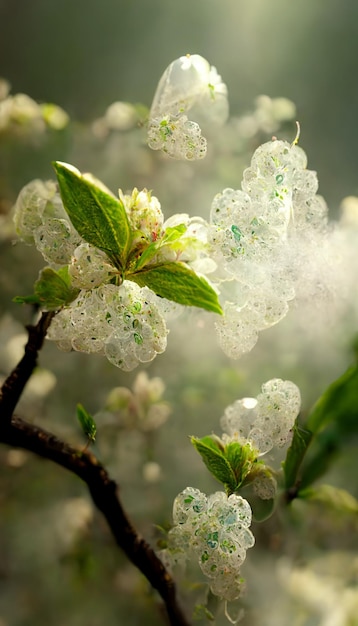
[0,1,357,625]
[1,0,358,205]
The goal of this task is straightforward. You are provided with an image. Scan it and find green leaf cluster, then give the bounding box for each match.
[49,161,222,315]
[191,435,259,495]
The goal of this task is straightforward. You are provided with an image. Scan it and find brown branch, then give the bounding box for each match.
[0,416,190,625]
[0,312,191,626]
[0,310,55,425]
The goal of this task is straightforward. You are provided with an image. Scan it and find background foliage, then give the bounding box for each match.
[0,1,357,625]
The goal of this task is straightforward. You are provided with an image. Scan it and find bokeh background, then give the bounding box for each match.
[0,1,357,625]
[1,0,358,205]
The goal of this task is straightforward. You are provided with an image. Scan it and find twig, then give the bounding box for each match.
[0,310,55,425]
[0,416,190,626]
[0,312,191,626]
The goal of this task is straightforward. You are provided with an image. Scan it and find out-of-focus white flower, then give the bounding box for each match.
[40,103,69,130]
[25,368,57,399]
[339,195,358,227]
[0,87,69,134]
[104,370,171,430]
[104,101,138,131]
[278,555,358,626]
[5,449,28,468]
[53,497,93,550]
[254,95,296,133]
[132,370,165,404]
[142,461,162,483]
[0,78,10,100]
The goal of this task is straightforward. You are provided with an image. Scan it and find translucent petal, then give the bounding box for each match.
[69,243,114,289]
[173,487,208,525]
[150,54,228,125]
[13,180,57,243]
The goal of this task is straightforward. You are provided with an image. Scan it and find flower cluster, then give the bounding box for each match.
[115,187,214,272]
[46,282,167,371]
[13,173,219,370]
[222,378,300,500]
[13,181,171,371]
[13,179,82,264]
[209,138,328,358]
[191,379,300,502]
[119,187,164,246]
[163,487,254,601]
[220,378,301,456]
[147,113,207,161]
[148,54,228,160]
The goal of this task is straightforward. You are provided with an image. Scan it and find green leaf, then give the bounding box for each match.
[13,294,41,306]
[191,436,237,492]
[224,441,244,471]
[283,364,358,493]
[299,485,358,515]
[224,441,257,488]
[283,422,312,489]
[76,403,97,442]
[193,604,215,622]
[132,240,160,271]
[294,363,358,491]
[298,429,339,490]
[131,224,188,272]
[199,434,226,452]
[161,223,187,243]
[127,262,223,314]
[35,267,79,310]
[305,364,358,435]
[14,267,79,310]
[53,161,131,268]
[56,265,73,286]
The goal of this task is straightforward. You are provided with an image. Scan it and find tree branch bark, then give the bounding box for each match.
[0,310,55,425]
[0,313,191,626]
[0,416,190,626]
